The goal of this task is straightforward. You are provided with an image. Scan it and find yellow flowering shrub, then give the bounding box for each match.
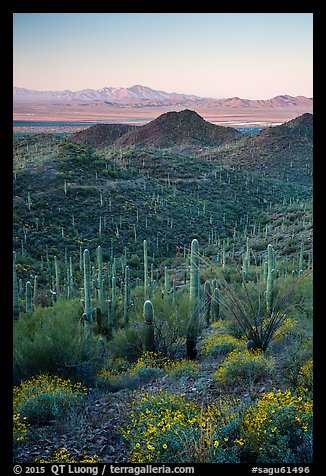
[96,352,200,391]
[297,358,313,394]
[121,389,244,463]
[200,334,246,356]
[242,389,313,463]
[213,349,275,387]
[13,374,87,426]
[273,317,304,343]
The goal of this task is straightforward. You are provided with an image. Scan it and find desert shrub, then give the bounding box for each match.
[107,324,143,361]
[96,352,167,391]
[96,369,136,391]
[121,389,245,463]
[241,389,313,463]
[166,359,200,381]
[13,374,87,428]
[272,317,305,343]
[199,334,246,356]
[213,349,275,387]
[275,335,313,390]
[13,298,107,385]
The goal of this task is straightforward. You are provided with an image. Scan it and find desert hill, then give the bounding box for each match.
[69,109,243,151]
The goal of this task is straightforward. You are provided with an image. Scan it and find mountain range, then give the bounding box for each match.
[13,84,313,108]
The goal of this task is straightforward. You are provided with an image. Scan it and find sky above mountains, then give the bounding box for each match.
[13,13,313,100]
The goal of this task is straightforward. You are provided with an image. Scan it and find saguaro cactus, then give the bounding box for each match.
[107,299,113,340]
[204,280,212,327]
[211,286,220,322]
[187,238,200,359]
[25,281,33,314]
[13,251,19,319]
[143,300,155,352]
[97,245,104,305]
[83,249,93,322]
[54,256,60,296]
[111,276,117,312]
[123,265,131,326]
[33,275,38,306]
[266,244,275,313]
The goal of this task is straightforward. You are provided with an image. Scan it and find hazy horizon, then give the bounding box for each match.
[13,13,313,100]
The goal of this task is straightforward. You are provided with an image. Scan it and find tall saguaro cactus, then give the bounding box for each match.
[97,245,104,305]
[143,300,155,352]
[204,280,212,327]
[13,251,19,319]
[107,299,113,340]
[187,238,200,359]
[123,265,131,326]
[83,249,93,322]
[211,286,220,322]
[33,275,38,306]
[54,256,60,297]
[25,281,33,314]
[266,244,275,313]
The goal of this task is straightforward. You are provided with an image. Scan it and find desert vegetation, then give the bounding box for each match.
[12,111,313,464]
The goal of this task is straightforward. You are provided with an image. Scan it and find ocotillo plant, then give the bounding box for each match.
[13,251,19,319]
[187,238,200,359]
[266,244,275,313]
[25,281,33,314]
[143,300,155,352]
[83,249,93,322]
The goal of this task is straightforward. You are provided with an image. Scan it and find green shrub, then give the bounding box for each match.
[107,325,143,361]
[213,349,275,387]
[13,298,106,385]
[166,360,200,381]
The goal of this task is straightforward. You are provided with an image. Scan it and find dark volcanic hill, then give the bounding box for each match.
[113,109,243,149]
[69,123,136,148]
